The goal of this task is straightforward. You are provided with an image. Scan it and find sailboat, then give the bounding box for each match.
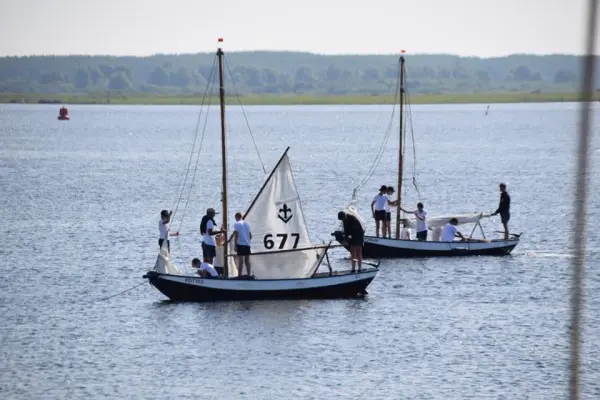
[333,53,521,258]
[143,40,379,301]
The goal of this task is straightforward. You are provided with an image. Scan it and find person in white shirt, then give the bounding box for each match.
[233,212,253,276]
[432,226,443,242]
[441,218,466,242]
[200,208,224,265]
[400,218,412,240]
[158,209,179,252]
[401,202,428,241]
[384,186,397,239]
[192,257,219,278]
[371,185,397,238]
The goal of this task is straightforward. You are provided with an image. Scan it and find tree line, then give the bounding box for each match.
[0,52,598,95]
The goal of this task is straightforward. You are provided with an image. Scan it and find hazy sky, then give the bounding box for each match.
[0,0,597,57]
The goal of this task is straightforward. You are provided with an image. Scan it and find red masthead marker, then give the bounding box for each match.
[401,49,406,54]
[218,37,224,43]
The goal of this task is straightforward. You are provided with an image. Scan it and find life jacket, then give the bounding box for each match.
[200,215,216,235]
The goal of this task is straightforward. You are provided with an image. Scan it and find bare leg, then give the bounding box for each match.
[350,247,356,272]
[503,223,509,240]
[355,245,362,272]
[375,220,380,237]
[237,256,244,275]
[244,255,251,276]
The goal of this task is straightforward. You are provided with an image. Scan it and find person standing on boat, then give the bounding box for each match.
[371,185,395,238]
[233,212,252,276]
[338,211,364,273]
[491,183,511,240]
[384,186,398,238]
[401,202,428,241]
[158,209,179,252]
[441,218,466,242]
[200,208,223,266]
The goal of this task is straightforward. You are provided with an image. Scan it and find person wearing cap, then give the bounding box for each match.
[200,207,224,265]
[371,185,396,238]
[338,210,365,273]
[158,209,179,252]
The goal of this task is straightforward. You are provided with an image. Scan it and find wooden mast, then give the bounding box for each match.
[217,39,229,277]
[394,52,406,239]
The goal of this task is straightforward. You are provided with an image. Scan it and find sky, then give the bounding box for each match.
[0,0,597,57]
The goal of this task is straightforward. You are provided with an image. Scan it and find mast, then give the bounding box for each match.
[217,38,229,277]
[394,51,406,239]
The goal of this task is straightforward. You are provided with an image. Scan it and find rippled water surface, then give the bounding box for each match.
[1,103,599,399]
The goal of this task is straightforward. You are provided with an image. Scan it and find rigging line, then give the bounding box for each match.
[353,73,401,191]
[353,72,401,192]
[94,281,146,302]
[405,87,421,200]
[176,70,217,234]
[224,56,267,174]
[354,77,402,180]
[569,0,597,398]
[172,55,218,220]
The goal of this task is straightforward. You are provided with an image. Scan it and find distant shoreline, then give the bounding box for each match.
[1,92,598,106]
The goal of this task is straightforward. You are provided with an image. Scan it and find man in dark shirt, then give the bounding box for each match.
[491,183,511,240]
[338,211,365,273]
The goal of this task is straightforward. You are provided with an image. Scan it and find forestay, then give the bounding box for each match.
[226,152,325,279]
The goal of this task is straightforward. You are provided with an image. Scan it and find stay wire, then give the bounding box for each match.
[224,56,267,174]
[172,55,218,221]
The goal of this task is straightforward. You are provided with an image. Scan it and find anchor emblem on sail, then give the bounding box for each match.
[278,204,293,223]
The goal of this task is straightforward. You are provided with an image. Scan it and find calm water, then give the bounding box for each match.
[0,103,599,399]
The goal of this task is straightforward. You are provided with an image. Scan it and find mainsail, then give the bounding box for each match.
[223,151,325,279]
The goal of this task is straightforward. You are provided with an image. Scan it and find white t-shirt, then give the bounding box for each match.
[203,219,216,246]
[158,220,169,239]
[415,210,428,232]
[200,262,218,277]
[441,223,458,242]
[373,194,388,211]
[233,220,251,246]
[385,197,394,213]
[401,228,412,240]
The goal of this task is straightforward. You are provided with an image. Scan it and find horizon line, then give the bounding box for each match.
[0,49,595,59]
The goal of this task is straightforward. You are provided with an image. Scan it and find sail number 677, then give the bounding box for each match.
[264,233,300,249]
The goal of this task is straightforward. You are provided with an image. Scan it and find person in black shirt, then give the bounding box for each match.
[338,211,365,273]
[491,183,511,240]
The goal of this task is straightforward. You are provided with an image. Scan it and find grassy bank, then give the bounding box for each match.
[1,92,598,106]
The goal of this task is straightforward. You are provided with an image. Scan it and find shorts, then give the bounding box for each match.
[236,245,251,256]
[416,230,427,241]
[202,242,216,259]
[349,233,364,247]
[386,212,391,221]
[158,238,170,251]
[374,210,386,221]
[500,212,510,224]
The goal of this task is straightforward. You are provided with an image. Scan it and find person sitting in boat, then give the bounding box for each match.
[431,225,443,241]
[400,218,412,240]
[192,257,219,278]
[338,211,364,273]
[441,218,466,242]
[158,209,179,252]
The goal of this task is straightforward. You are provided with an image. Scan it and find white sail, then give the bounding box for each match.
[403,212,491,229]
[154,237,184,275]
[226,152,324,279]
